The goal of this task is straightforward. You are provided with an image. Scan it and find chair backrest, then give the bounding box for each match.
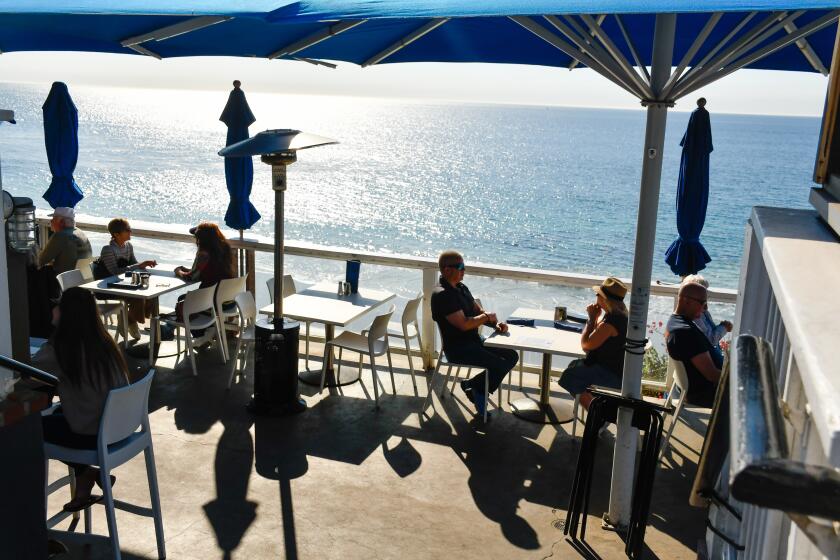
[234,291,257,326]
[184,285,217,318]
[99,368,155,446]
[215,276,247,309]
[401,293,423,329]
[75,257,95,281]
[367,304,396,343]
[666,357,690,404]
[266,275,296,303]
[56,269,85,292]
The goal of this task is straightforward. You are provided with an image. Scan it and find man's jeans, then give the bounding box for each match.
[444,342,519,395]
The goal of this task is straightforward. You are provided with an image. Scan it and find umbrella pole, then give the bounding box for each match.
[607,13,676,531]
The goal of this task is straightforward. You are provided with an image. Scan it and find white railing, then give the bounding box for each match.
[707,207,840,559]
[37,211,737,377]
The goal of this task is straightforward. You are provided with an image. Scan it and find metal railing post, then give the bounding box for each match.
[421,267,437,369]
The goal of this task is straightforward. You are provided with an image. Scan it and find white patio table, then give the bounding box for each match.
[259,280,395,387]
[484,306,584,424]
[78,264,197,363]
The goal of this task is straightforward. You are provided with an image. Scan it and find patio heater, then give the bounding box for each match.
[219,130,336,416]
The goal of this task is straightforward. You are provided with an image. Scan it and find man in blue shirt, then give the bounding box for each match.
[431,250,517,416]
[666,283,723,407]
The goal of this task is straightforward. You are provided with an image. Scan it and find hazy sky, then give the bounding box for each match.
[0,51,830,116]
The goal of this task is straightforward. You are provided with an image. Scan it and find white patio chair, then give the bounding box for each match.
[158,285,226,377]
[56,269,127,344]
[657,357,690,460]
[75,257,95,281]
[421,323,499,423]
[44,369,165,560]
[319,304,396,409]
[227,291,257,389]
[214,276,247,361]
[267,275,313,369]
[362,293,423,391]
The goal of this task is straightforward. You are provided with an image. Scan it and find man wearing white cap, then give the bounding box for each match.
[37,207,92,274]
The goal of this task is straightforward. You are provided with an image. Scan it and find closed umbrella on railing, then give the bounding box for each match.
[42,82,83,208]
[220,80,260,231]
[665,98,713,276]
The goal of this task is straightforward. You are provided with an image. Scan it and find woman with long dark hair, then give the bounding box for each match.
[174,222,235,287]
[34,287,130,511]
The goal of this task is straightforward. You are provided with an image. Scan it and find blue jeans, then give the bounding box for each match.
[444,342,519,395]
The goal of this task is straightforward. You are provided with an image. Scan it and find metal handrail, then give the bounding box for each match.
[0,353,58,386]
[729,335,840,521]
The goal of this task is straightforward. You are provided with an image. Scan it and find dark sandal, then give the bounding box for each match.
[63,494,103,512]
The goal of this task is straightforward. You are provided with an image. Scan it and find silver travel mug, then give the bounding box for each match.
[554,306,567,322]
[141,273,150,289]
[338,281,346,296]
[131,271,140,285]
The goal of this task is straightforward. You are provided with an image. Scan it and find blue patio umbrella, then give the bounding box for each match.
[664,98,713,276]
[42,82,83,208]
[220,80,260,230]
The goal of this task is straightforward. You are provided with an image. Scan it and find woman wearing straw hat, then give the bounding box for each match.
[558,277,628,411]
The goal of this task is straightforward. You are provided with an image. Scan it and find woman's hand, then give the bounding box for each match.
[586,303,602,322]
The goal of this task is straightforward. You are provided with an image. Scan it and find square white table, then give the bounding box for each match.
[259,280,395,386]
[79,264,197,363]
[484,307,585,424]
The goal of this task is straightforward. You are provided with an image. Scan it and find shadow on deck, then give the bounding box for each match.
[49,336,709,559]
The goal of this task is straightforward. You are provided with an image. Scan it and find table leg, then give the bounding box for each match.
[298,324,361,387]
[510,353,575,424]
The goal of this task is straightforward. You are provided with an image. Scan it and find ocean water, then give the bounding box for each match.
[0,82,819,338]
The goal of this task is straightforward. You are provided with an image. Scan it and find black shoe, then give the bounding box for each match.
[460,381,474,403]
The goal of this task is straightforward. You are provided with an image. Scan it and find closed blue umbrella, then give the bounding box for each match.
[220,80,260,230]
[42,82,83,208]
[665,98,713,276]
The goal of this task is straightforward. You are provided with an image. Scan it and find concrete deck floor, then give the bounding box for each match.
[48,334,710,559]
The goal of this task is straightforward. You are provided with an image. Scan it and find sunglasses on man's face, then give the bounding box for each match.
[447,262,466,271]
[686,295,707,305]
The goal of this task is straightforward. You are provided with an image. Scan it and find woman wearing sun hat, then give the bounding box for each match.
[558,276,628,411]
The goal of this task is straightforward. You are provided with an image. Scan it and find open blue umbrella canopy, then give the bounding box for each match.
[41,81,83,208]
[220,81,260,230]
[665,100,713,276]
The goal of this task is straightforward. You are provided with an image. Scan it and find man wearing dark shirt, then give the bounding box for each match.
[431,250,518,417]
[666,283,723,408]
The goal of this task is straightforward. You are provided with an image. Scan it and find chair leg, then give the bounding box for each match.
[421,359,444,412]
[386,347,396,394]
[484,369,489,423]
[441,365,455,400]
[185,330,197,377]
[449,366,463,395]
[99,466,121,560]
[572,395,581,439]
[404,336,417,390]
[215,324,227,364]
[227,333,243,389]
[369,352,379,408]
[144,445,166,559]
[305,322,311,370]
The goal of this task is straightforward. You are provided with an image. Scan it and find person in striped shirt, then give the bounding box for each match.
[99,218,156,339]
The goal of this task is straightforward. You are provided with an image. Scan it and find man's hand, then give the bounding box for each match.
[138,260,157,269]
[586,303,602,322]
[495,322,509,334]
[484,312,498,325]
[720,320,733,332]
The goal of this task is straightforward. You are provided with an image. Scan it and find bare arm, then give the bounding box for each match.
[581,321,618,352]
[690,351,721,383]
